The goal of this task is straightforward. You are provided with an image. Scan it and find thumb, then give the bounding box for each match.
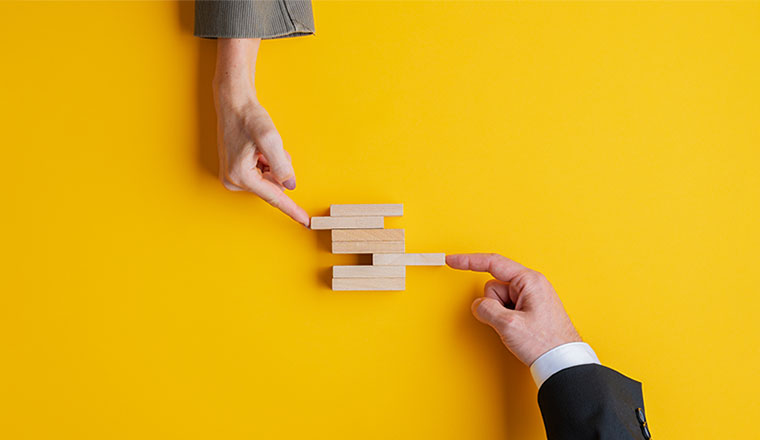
[471,297,515,329]
[251,128,296,190]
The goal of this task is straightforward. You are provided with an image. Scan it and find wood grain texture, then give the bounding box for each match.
[333,265,406,278]
[372,253,446,266]
[310,216,384,230]
[332,241,405,254]
[330,204,403,217]
[331,228,405,242]
[332,277,405,291]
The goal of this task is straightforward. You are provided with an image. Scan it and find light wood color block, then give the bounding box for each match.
[332,277,405,291]
[330,204,403,217]
[333,265,406,278]
[372,253,446,266]
[332,241,405,254]
[331,228,404,242]
[310,216,384,230]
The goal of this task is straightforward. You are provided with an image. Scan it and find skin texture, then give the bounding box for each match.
[446,253,582,366]
[213,38,310,227]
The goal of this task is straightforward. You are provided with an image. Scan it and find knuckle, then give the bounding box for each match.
[221,170,242,190]
[484,279,500,290]
[498,315,523,333]
[534,271,548,283]
[524,270,546,286]
[226,162,246,183]
[497,317,514,334]
[220,177,238,191]
[500,314,516,328]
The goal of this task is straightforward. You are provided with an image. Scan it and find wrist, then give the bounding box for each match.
[213,76,257,107]
[529,342,600,388]
[524,329,582,366]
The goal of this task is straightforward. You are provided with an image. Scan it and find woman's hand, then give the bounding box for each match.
[213,38,309,227]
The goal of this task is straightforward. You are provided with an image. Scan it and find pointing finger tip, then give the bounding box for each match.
[296,210,310,228]
[446,254,466,269]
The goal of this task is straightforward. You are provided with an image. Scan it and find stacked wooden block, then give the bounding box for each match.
[311,204,444,291]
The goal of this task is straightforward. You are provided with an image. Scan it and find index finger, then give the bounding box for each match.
[446,253,527,283]
[241,173,310,227]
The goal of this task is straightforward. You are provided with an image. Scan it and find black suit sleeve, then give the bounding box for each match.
[537,364,651,440]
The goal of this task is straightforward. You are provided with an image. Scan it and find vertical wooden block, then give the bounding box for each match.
[331,229,404,242]
[310,216,384,230]
[330,204,403,217]
[372,253,446,266]
[332,277,405,291]
[332,241,405,254]
[333,265,406,278]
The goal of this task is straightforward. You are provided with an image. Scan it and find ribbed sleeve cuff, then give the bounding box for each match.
[194,0,315,39]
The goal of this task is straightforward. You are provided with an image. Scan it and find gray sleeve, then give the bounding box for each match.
[194,0,314,39]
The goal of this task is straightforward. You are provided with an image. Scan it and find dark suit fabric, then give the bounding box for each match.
[538,364,649,439]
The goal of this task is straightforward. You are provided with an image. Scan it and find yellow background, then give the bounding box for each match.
[1,1,759,438]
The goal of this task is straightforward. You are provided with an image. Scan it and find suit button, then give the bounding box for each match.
[641,423,651,439]
[635,407,646,424]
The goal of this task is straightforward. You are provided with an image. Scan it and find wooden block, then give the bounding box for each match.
[372,253,446,266]
[331,228,404,242]
[333,265,406,278]
[310,216,384,230]
[332,241,405,254]
[332,277,405,291]
[330,204,403,217]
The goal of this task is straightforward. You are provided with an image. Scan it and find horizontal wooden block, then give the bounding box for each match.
[332,277,405,291]
[310,216,384,230]
[372,253,446,266]
[333,265,406,278]
[332,241,405,254]
[331,228,404,242]
[330,204,403,217]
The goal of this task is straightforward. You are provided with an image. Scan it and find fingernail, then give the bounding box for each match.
[283,178,296,190]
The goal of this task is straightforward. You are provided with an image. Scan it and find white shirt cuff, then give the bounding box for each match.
[529,342,600,388]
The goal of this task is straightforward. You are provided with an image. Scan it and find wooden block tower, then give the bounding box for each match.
[311,204,444,291]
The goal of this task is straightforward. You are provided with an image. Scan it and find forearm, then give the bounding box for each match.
[210,38,307,225]
[214,39,260,102]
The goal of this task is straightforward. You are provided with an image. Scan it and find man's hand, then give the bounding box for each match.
[447,253,582,366]
[213,38,309,227]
